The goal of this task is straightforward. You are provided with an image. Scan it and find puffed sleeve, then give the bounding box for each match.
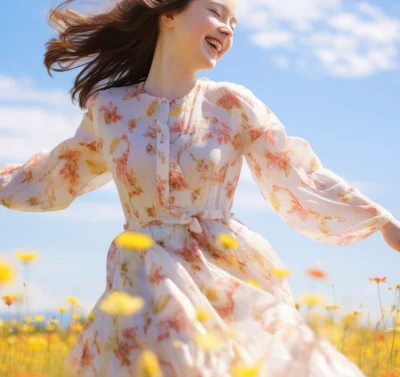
[234,84,394,245]
[0,93,113,212]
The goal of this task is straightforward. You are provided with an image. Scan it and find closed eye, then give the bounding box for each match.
[210,9,221,17]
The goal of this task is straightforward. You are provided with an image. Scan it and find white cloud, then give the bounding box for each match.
[0,75,72,105]
[270,55,291,69]
[238,0,400,77]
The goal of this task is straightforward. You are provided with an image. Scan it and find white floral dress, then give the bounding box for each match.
[0,77,394,377]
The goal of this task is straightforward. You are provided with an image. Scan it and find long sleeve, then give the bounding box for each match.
[235,84,394,245]
[0,94,113,212]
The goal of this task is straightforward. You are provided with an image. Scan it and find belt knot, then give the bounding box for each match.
[123,208,234,234]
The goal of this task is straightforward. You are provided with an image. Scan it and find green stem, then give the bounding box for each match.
[389,289,400,370]
[377,283,390,369]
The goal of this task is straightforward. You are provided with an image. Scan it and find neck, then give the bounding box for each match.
[144,35,197,100]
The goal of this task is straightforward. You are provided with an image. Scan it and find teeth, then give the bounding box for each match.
[205,37,222,52]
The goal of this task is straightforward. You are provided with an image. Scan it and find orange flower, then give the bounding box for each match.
[369,276,387,284]
[376,330,385,342]
[306,268,327,280]
[379,371,399,377]
[2,294,16,306]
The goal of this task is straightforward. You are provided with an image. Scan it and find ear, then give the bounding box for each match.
[159,11,179,29]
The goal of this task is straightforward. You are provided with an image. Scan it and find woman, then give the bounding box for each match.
[1,0,399,376]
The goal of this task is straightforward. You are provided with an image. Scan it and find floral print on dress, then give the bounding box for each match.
[0,77,393,377]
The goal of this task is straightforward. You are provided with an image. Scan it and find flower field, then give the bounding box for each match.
[0,232,399,377]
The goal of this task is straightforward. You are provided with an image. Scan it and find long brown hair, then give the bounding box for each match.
[44,0,193,109]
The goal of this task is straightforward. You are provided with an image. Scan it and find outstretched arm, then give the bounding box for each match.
[0,94,113,212]
[232,83,397,249]
[381,219,400,252]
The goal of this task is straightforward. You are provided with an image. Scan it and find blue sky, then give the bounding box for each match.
[0,0,399,324]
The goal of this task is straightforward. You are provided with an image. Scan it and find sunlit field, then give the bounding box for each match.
[0,232,399,377]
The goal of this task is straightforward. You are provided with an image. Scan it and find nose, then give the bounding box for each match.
[218,25,233,39]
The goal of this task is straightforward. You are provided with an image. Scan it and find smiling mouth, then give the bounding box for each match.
[205,39,218,56]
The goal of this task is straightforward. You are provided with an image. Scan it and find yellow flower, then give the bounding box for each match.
[7,335,17,345]
[341,312,358,327]
[389,284,400,290]
[194,332,225,351]
[34,315,45,322]
[72,313,81,320]
[0,259,15,285]
[230,363,261,377]
[195,307,211,322]
[65,296,80,306]
[136,349,163,377]
[2,294,18,306]
[218,233,239,249]
[57,306,68,313]
[301,294,324,307]
[246,279,261,289]
[172,340,182,349]
[295,301,301,310]
[324,304,341,310]
[115,231,154,251]
[385,327,400,333]
[270,268,292,279]
[99,290,145,316]
[46,323,56,332]
[23,315,31,324]
[71,322,83,332]
[15,250,38,264]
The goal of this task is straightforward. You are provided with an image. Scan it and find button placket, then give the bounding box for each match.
[155,101,171,211]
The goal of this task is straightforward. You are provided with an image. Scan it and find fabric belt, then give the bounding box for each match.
[123,208,234,234]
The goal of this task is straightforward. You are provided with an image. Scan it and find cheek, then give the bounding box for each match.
[222,39,233,56]
[181,15,212,43]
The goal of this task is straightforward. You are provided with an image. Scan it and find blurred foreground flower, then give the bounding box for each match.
[218,233,239,249]
[0,259,15,285]
[194,332,225,351]
[99,290,144,316]
[115,231,154,250]
[230,362,261,377]
[136,349,163,377]
[246,279,261,289]
[195,306,212,322]
[15,250,39,264]
[270,268,292,279]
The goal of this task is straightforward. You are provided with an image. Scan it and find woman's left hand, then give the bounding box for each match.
[381,218,400,252]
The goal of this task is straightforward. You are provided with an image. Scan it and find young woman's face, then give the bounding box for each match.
[161,0,237,71]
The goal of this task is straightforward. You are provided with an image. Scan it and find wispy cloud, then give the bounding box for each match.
[238,0,400,77]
